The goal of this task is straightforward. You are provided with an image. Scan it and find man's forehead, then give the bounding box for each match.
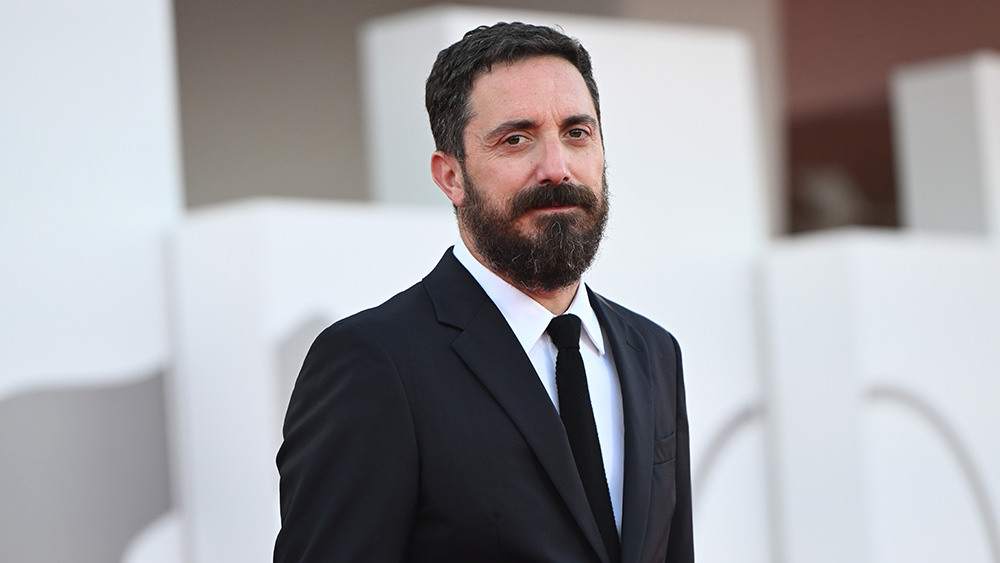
[471,54,583,87]
[467,55,595,119]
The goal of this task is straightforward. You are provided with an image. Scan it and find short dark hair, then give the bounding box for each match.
[425,22,601,160]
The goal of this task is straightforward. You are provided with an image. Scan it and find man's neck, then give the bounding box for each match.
[460,231,580,315]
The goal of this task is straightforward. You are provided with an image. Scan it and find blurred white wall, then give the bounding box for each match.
[0,0,181,561]
[892,52,1000,239]
[764,231,1000,562]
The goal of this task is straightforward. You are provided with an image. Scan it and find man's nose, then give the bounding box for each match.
[534,137,571,185]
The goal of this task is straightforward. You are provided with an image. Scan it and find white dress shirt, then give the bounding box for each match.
[453,239,625,532]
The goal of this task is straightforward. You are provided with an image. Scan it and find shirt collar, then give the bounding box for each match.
[453,238,606,356]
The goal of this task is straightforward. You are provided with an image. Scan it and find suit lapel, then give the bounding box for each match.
[589,289,654,563]
[423,250,611,563]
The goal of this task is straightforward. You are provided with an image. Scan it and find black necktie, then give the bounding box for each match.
[547,314,621,563]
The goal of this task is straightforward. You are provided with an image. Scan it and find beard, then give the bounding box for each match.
[458,171,610,293]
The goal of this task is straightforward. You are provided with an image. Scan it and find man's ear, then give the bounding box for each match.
[431,151,466,207]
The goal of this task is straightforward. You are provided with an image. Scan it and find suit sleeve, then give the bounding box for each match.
[665,334,695,562]
[274,321,418,562]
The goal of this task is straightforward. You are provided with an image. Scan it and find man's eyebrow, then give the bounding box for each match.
[484,114,599,142]
[561,114,598,130]
[484,119,536,142]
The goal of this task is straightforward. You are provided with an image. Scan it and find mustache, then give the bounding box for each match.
[508,182,600,217]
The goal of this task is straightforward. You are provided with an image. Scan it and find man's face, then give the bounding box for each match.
[452,55,609,292]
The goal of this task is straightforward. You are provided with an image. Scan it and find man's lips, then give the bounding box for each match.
[513,205,577,224]
[529,202,578,211]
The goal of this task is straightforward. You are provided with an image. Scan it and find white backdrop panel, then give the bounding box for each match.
[851,233,1000,563]
[0,0,181,396]
[764,229,1000,563]
[892,52,1000,238]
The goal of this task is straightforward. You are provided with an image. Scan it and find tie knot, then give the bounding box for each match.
[547,314,582,350]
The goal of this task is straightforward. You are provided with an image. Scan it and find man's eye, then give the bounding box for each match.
[504,135,524,145]
[567,128,588,138]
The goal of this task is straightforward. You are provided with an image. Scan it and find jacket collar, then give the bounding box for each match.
[589,291,655,563]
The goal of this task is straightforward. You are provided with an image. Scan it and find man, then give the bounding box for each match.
[275,22,693,563]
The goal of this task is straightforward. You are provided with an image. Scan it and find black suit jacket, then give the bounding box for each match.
[275,249,693,562]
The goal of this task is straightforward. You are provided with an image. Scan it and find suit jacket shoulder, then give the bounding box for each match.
[589,291,679,349]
